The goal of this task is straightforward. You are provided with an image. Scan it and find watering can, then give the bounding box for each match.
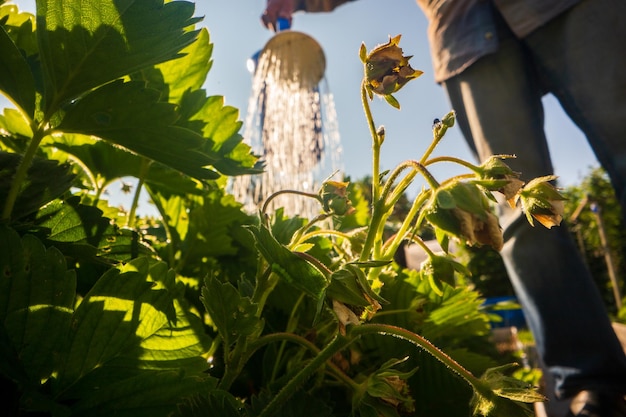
[248,18,326,90]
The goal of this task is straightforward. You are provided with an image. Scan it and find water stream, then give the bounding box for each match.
[231,32,343,219]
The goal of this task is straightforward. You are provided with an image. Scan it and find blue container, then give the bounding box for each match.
[275,17,291,31]
[483,296,527,329]
[248,18,292,73]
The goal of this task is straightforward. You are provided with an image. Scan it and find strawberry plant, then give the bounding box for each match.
[0,1,563,416]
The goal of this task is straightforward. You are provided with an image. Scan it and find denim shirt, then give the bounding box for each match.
[300,0,580,83]
[416,0,581,82]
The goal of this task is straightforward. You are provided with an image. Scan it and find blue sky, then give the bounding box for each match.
[3,0,600,208]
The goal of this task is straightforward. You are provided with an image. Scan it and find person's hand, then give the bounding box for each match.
[261,0,295,31]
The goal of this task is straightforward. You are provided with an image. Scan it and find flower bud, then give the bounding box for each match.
[425,182,503,251]
[361,35,423,108]
[514,176,567,228]
[319,180,355,216]
[476,156,525,204]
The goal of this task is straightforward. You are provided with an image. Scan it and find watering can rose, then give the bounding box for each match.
[360,35,423,106]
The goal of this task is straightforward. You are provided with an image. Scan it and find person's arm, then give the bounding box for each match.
[261,0,356,31]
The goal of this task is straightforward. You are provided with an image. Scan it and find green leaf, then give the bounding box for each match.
[0,107,33,139]
[248,225,328,300]
[174,390,243,417]
[57,80,220,180]
[362,357,417,415]
[57,258,209,389]
[36,0,200,111]
[0,151,75,219]
[133,28,259,177]
[471,364,541,417]
[107,262,212,373]
[68,371,217,417]
[0,25,36,116]
[419,254,470,296]
[152,27,213,105]
[201,275,263,347]
[359,43,368,63]
[48,133,204,196]
[384,94,400,109]
[34,197,154,262]
[0,4,38,57]
[435,188,456,209]
[55,258,164,386]
[183,191,251,258]
[326,268,371,307]
[0,225,76,383]
[480,364,546,403]
[194,95,262,176]
[420,286,492,342]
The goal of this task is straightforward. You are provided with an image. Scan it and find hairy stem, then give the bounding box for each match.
[127,159,151,228]
[2,125,46,221]
[251,332,359,390]
[258,322,491,417]
[382,190,431,260]
[361,80,381,203]
[349,323,485,391]
[258,334,352,417]
[145,185,177,266]
[424,155,480,172]
[262,189,321,218]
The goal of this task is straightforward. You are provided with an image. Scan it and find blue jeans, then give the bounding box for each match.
[443,0,626,399]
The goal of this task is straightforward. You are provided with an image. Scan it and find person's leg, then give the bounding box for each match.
[443,33,626,401]
[522,0,626,397]
[524,0,626,224]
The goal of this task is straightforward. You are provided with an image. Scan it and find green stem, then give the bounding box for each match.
[220,264,274,391]
[218,335,249,391]
[379,160,438,212]
[93,183,105,203]
[250,332,359,390]
[424,155,480,172]
[288,212,333,249]
[349,324,485,391]
[382,190,431,260]
[2,125,46,221]
[297,229,354,245]
[420,122,450,164]
[258,322,492,417]
[63,153,99,197]
[251,265,277,316]
[270,294,306,383]
[262,189,321,218]
[294,251,332,278]
[145,185,177,267]
[258,333,352,417]
[126,159,151,228]
[361,80,381,202]
[358,199,386,262]
[379,162,418,210]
